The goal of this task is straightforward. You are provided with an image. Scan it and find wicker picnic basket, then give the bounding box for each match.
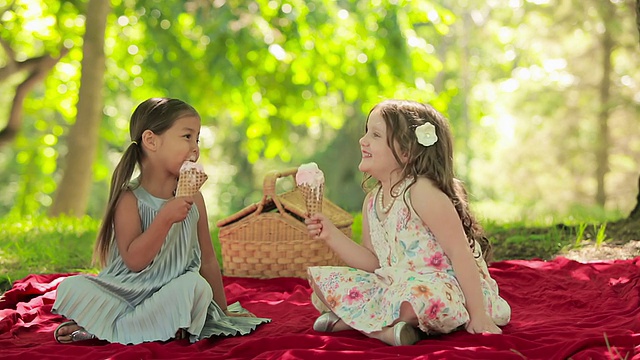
[216,167,353,278]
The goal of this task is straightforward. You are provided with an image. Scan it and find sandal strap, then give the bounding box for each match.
[70,329,96,342]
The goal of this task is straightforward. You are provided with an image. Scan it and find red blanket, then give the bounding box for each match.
[1,257,639,360]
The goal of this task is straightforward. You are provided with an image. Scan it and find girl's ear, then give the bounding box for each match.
[141,129,157,151]
[395,142,410,164]
[399,152,409,166]
[401,151,409,164]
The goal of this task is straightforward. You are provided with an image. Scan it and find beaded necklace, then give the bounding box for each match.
[377,188,395,214]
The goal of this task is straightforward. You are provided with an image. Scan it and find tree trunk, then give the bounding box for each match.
[632,1,640,220]
[630,174,640,220]
[595,1,614,207]
[49,0,111,217]
[637,0,640,46]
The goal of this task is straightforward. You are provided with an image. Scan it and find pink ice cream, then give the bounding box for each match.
[296,162,325,218]
[295,162,325,189]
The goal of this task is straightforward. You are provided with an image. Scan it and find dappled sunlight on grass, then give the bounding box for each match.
[473,200,626,227]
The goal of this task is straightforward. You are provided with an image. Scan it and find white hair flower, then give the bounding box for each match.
[415,122,438,147]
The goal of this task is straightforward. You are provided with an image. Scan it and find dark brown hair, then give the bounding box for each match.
[94,98,199,266]
[364,99,491,261]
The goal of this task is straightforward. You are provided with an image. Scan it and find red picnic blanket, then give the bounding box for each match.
[1,257,639,359]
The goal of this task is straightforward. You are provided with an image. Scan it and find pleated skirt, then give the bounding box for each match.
[52,271,270,344]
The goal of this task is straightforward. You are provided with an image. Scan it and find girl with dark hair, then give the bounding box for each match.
[305,100,510,346]
[52,98,269,344]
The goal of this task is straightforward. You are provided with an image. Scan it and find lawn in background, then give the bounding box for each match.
[0,205,625,293]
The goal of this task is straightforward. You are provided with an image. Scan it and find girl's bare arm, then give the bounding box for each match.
[411,178,501,334]
[306,193,380,272]
[194,192,227,311]
[114,191,193,272]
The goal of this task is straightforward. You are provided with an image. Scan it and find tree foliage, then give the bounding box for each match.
[0,0,638,223]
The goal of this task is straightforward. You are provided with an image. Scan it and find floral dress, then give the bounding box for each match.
[307,179,511,334]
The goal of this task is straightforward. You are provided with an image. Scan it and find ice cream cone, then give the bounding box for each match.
[296,162,325,217]
[175,163,208,197]
[299,183,324,217]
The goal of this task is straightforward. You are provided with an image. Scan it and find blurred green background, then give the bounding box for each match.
[1,0,639,289]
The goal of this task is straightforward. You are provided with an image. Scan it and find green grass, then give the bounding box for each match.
[574,223,588,246]
[472,201,626,227]
[0,214,100,291]
[0,206,628,293]
[0,215,226,293]
[485,221,571,261]
[479,203,632,261]
[594,223,608,249]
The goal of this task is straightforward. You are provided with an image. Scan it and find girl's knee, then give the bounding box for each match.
[192,274,213,300]
[57,275,88,294]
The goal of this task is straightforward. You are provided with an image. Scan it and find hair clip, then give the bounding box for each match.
[415,123,438,147]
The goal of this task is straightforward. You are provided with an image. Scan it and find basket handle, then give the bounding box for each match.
[258,167,298,215]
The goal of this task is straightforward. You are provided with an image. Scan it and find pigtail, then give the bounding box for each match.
[452,179,492,262]
[93,144,141,267]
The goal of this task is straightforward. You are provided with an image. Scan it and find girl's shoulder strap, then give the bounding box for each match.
[364,187,378,213]
[128,181,165,212]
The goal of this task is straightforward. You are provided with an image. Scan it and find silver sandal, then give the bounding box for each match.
[54,320,96,343]
[391,321,420,346]
[312,312,341,332]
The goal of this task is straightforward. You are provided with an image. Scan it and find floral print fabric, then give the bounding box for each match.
[308,179,511,334]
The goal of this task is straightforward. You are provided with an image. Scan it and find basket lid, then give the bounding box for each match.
[217,168,353,229]
[278,187,353,228]
[216,189,353,229]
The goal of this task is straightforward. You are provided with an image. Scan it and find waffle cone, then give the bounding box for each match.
[299,184,324,216]
[175,169,208,197]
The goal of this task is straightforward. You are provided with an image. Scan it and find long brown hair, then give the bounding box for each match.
[94,98,199,267]
[363,99,492,261]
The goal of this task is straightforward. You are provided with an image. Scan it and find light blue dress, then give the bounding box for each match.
[52,185,270,344]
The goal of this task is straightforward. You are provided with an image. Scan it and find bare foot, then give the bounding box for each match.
[368,325,395,345]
